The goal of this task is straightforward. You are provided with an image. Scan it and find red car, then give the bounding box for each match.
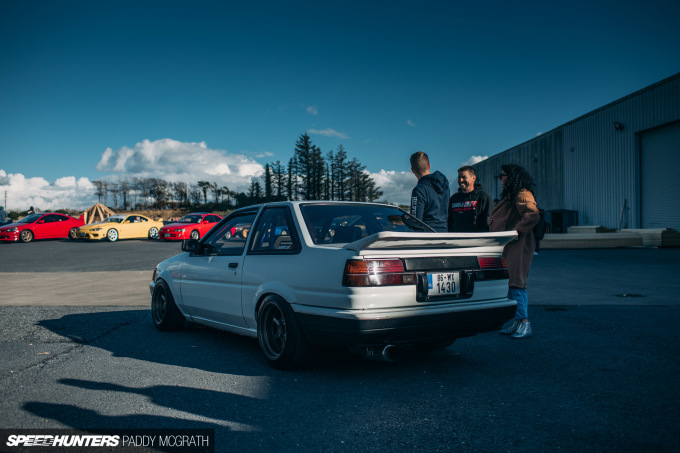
[0,212,85,243]
[159,212,222,241]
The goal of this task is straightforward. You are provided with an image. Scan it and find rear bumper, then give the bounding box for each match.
[294,299,517,347]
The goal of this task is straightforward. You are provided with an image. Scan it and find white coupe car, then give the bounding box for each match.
[150,201,517,369]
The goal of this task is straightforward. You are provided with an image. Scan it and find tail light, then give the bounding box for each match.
[343,259,416,287]
[477,256,507,269]
[476,256,508,280]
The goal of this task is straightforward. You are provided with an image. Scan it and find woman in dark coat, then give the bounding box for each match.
[488,164,540,339]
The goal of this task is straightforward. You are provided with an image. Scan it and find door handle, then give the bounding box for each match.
[228,262,238,269]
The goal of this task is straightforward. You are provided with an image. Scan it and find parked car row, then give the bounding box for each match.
[0,212,222,243]
[159,213,222,241]
[0,213,84,242]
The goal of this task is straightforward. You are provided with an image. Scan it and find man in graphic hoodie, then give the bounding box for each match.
[409,151,450,232]
[447,166,491,232]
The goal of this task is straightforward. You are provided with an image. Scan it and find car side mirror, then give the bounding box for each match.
[38,220,45,224]
[202,220,210,224]
[182,239,201,254]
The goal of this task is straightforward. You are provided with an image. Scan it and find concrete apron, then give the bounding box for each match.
[2,268,677,307]
[0,271,152,306]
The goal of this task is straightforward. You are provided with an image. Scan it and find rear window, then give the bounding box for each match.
[300,204,429,245]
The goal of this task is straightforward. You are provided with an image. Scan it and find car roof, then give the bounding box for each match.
[226,201,401,216]
[234,201,398,209]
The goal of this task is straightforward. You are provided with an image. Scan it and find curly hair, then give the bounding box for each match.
[499,164,535,203]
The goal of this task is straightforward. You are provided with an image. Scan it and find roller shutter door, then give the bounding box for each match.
[640,120,680,229]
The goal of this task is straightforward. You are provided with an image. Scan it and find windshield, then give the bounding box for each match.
[18,214,42,224]
[300,204,432,245]
[179,215,203,224]
[103,216,125,223]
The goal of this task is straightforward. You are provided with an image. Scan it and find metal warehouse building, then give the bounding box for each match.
[473,72,680,232]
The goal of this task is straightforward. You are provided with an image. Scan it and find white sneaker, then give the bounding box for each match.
[500,319,522,335]
[511,320,532,339]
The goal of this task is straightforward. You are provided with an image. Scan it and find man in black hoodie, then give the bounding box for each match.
[409,151,450,232]
[447,166,491,232]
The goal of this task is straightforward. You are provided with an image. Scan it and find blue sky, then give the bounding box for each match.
[1,0,679,209]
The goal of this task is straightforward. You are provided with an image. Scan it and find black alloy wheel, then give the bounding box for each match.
[257,295,311,370]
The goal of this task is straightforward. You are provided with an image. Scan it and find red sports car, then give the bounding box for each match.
[0,212,85,243]
[159,212,222,241]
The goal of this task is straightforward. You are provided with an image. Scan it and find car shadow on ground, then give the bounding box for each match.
[26,308,481,442]
[36,308,467,376]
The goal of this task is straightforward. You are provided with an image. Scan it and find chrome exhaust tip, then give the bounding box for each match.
[381,344,395,362]
[359,345,396,362]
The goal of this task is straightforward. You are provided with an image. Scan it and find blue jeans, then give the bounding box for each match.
[508,287,528,320]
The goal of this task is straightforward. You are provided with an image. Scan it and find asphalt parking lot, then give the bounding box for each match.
[0,240,679,451]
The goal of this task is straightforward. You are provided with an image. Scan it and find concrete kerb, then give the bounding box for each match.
[541,228,680,249]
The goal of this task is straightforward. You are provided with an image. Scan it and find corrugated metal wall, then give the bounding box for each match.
[473,73,680,229]
[473,130,563,209]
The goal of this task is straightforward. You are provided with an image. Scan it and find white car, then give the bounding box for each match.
[150,201,517,369]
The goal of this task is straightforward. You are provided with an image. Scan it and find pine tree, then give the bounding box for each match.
[333,145,349,201]
[263,164,273,201]
[293,133,313,199]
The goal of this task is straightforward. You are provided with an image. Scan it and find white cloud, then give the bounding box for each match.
[308,128,349,139]
[0,138,426,211]
[306,106,318,116]
[369,169,416,206]
[461,155,488,166]
[0,169,96,211]
[0,139,268,211]
[407,119,416,127]
[96,138,264,189]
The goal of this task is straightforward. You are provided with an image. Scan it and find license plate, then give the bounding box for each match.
[427,272,460,297]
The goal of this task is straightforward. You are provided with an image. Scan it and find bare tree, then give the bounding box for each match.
[189,184,202,205]
[109,181,119,209]
[92,180,106,203]
[197,181,211,204]
[210,182,220,203]
[172,181,188,204]
[220,186,231,207]
[119,179,130,210]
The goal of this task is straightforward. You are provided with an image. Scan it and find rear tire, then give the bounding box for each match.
[20,230,34,243]
[106,229,118,242]
[257,295,312,370]
[69,228,78,240]
[151,280,185,331]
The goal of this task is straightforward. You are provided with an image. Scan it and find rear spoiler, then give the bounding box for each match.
[342,231,518,252]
